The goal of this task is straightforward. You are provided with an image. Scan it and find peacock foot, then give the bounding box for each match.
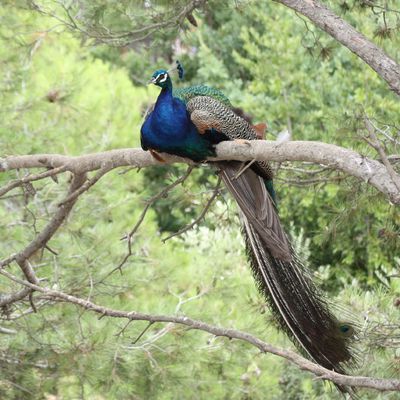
[149,149,166,162]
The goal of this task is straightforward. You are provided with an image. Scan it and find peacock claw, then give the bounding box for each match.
[149,149,166,162]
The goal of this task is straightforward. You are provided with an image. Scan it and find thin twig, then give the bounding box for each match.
[162,175,222,242]
[100,166,195,281]
[276,175,346,186]
[0,174,87,306]
[364,117,400,192]
[233,160,257,179]
[58,166,110,206]
[0,166,66,198]
[132,321,154,344]
[0,255,17,269]
[31,0,207,46]
[2,300,51,320]
[114,319,134,337]
[279,165,331,175]
[1,269,399,392]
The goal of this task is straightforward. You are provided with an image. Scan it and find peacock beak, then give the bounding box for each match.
[147,77,157,85]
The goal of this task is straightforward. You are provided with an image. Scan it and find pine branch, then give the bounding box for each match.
[277,0,400,96]
[0,268,399,393]
[1,141,399,203]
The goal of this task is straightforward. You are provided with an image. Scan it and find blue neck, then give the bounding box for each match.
[159,78,173,93]
[155,84,174,108]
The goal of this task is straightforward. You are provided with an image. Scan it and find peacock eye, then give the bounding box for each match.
[157,73,168,83]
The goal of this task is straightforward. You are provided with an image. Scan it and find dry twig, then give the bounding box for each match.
[1,269,399,393]
[103,165,195,279]
[162,175,222,242]
[364,118,400,192]
[0,166,66,198]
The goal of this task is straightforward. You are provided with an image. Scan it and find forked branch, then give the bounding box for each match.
[1,142,399,392]
[277,0,400,96]
[1,141,399,203]
[1,269,400,393]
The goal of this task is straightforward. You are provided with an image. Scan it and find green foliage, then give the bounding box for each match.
[195,2,400,287]
[0,1,399,399]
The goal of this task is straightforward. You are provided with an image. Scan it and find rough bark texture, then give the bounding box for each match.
[2,269,400,392]
[278,0,400,96]
[1,142,399,392]
[2,141,399,203]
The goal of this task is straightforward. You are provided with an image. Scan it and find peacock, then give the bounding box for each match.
[140,63,356,389]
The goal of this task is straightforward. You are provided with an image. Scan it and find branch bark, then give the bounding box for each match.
[0,287,31,308]
[1,269,399,392]
[277,0,400,96]
[31,0,207,46]
[1,141,399,203]
[1,143,399,391]
[0,173,86,306]
[364,118,400,191]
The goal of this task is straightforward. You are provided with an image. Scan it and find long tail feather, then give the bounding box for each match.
[217,161,356,387]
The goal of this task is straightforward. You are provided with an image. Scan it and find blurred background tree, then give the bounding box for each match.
[0,0,399,398]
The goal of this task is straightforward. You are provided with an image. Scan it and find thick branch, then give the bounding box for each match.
[0,174,87,305]
[0,327,17,335]
[0,166,66,197]
[0,287,31,307]
[14,173,86,267]
[1,141,399,203]
[277,0,400,96]
[364,118,400,191]
[1,269,400,392]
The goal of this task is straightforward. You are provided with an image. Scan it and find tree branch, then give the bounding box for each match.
[1,142,399,392]
[1,141,399,203]
[30,0,207,46]
[162,175,222,242]
[0,173,87,306]
[0,327,17,335]
[0,166,66,198]
[1,268,399,392]
[0,287,31,308]
[364,118,400,191]
[14,173,86,268]
[277,0,400,96]
[112,165,195,277]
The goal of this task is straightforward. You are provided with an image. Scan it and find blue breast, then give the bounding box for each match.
[140,88,216,162]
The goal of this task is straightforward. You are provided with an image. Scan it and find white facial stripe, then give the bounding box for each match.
[158,74,168,83]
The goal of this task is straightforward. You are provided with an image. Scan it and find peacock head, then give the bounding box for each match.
[148,62,183,89]
[148,69,171,89]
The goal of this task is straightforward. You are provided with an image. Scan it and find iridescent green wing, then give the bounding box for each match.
[173,85,232,107]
